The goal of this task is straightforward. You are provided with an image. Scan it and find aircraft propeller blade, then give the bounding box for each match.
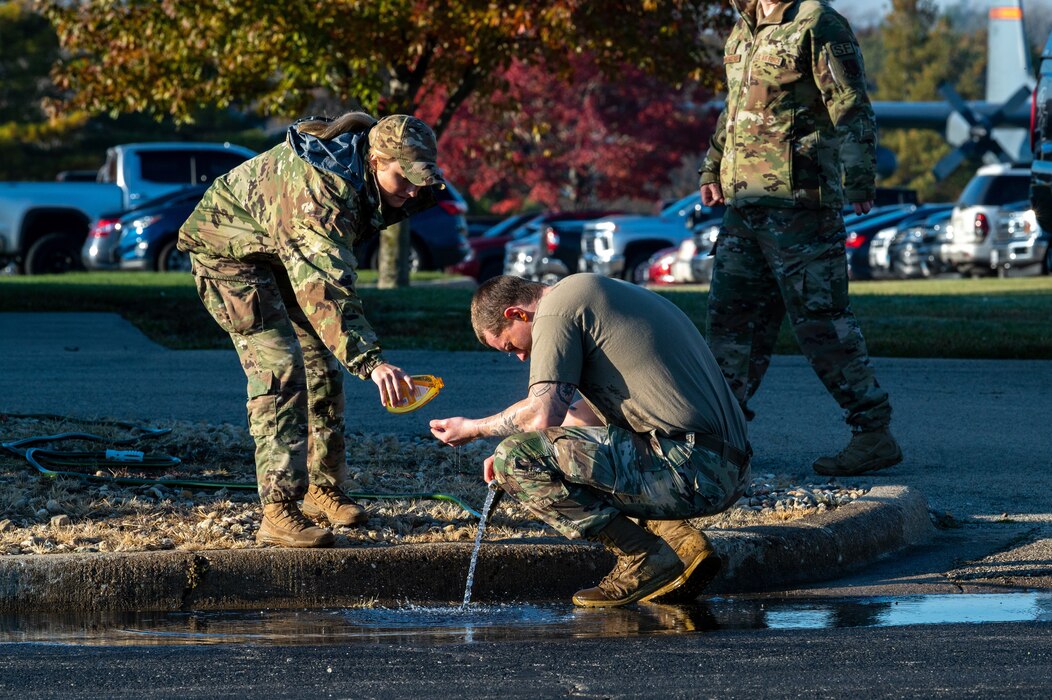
[932,147,971,181]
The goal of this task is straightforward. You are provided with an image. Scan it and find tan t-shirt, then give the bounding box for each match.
[528,274,748,451]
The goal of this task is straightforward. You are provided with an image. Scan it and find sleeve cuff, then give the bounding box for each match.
[352,352,385,380]
[844,188,876,202]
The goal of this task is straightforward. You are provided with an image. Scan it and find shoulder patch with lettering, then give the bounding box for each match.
[830,42,856,58]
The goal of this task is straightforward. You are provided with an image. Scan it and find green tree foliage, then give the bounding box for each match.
[0,3,277,181]
[873,0,985,201]
[41,1,733,136]
[40,0,732,287]
[0,1,58,123]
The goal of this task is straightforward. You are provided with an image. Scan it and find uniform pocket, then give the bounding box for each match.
[195,275,263,335]
[649,434,694,471]
[246,394,277,438]
[799,248,850,315]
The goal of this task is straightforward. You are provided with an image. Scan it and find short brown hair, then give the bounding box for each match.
[470,275,545,345]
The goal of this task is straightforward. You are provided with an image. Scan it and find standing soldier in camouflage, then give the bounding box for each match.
[700,0,903,476]
[178,113,445,547]
[430,274,750,607]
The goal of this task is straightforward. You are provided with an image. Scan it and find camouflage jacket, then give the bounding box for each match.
[699,0,876,209]
[178,126,436,379]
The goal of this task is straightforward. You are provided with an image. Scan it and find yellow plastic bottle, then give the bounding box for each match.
[386,375,445,414]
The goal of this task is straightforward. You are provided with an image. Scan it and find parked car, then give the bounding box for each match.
[448,211,541,283]
[886,208,954,279]
[942,163,1032,276]
[1,141,256,275]
[867,203,953,279]
[83,185,208,272]
[356,182,471,271]
[86,181,471,274]
[989,200,1051,275]
[504,211,622,284]
[845,204,949,280]
[644,246,679,285]
[681,218,722,284]
[579,193,723,284]
[465,215,505,238]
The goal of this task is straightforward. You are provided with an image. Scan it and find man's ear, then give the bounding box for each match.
[503,306,529,322]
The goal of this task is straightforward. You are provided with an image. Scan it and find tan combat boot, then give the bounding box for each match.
[640,519,722,603]
[812,429,903,476]
[572,515,684,608]
[256,501,335,548]
[301,484,369,526]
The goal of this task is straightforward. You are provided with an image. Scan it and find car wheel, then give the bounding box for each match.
[157,239,192,272]
[409,240,426,272]
[624,253,655,285]
[24,233,83,275]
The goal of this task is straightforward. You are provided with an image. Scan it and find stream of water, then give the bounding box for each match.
[462,483,500,607]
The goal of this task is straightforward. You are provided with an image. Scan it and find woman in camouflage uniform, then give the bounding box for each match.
[178,113,444,547]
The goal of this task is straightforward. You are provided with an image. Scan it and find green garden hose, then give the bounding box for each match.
[1,420,483,520]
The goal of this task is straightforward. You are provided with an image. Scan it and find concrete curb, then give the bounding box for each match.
[706,484,934,593]
[0,485,932,612]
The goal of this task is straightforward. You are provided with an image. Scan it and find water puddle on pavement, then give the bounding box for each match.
[1,593,1050,646]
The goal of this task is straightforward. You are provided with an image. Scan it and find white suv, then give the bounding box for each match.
[941,164,1032,275]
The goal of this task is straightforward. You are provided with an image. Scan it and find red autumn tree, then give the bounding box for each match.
[421,55,719,212]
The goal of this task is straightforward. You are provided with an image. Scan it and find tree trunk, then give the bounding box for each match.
[377,220,411,289]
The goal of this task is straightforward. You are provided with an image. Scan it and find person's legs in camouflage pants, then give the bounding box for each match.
[706,206,787,418]
[706,205,891,430]
[491,425,745,540]
[271,266,346,488]
[191,255,314,504]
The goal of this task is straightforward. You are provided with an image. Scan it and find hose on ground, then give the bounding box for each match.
[0,416,483,520]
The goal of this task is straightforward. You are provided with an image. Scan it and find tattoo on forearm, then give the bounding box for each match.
[481,383,577,438]
[496,410,519,435]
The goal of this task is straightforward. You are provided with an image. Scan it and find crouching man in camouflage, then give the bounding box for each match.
[430,274,750,607]
[700,0,902,476]
[178,113,445,547]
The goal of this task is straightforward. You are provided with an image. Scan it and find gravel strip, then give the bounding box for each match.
[0,414,868,555]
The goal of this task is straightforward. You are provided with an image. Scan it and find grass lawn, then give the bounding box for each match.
[1,272,1050,359]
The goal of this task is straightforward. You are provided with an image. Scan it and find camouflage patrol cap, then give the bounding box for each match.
[370,115,445,187]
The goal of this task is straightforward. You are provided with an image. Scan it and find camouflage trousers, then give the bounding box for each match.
[492,425,749,540]
[706,205,891,430]
[191,254,346,504]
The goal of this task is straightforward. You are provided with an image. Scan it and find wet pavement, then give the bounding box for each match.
[3,593,1049,647]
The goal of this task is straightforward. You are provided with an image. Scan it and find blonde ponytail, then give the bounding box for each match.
[296,111,377,140]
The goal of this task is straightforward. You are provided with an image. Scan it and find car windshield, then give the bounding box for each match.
[844,205,914,227]
[484,213,541,239]
[956,174,1031,206]
[660,192,701,219]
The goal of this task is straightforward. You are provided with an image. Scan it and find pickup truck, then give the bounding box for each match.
[579,193,723,283]
[0,142,256,274]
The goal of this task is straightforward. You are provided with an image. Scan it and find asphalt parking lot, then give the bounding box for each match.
[2,311,1051,598]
